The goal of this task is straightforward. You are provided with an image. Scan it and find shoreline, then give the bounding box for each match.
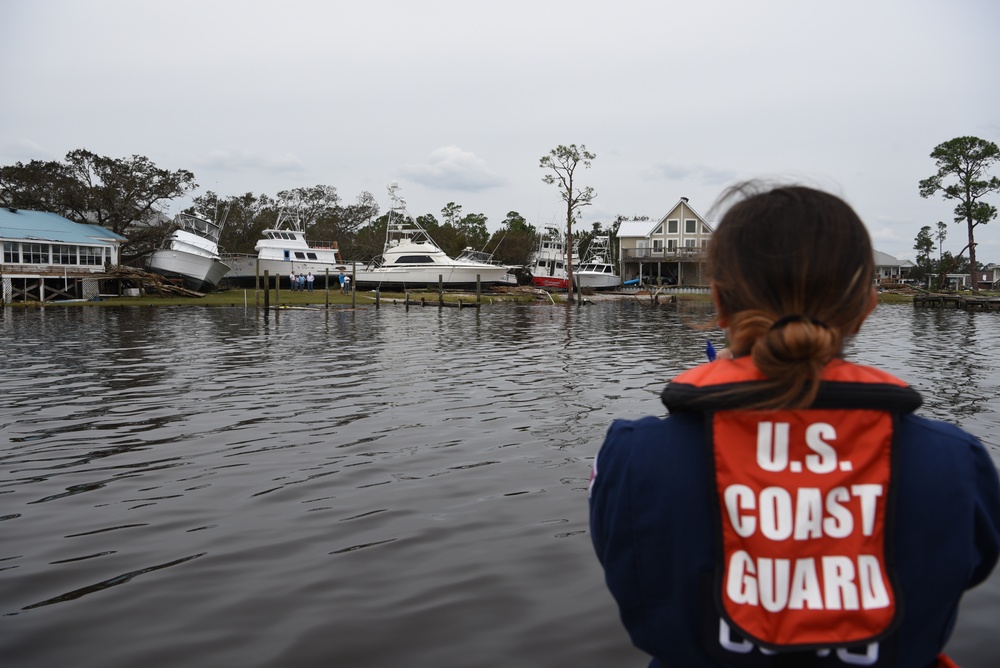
[2,287,970,309]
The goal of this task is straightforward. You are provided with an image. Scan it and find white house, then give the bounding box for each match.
[873,250,915,283]
[616,198,917,289]
[617,197,714,285]
[1,207,126,302]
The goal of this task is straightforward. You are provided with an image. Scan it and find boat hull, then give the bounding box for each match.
[354,264,513,290]
[531,275,570,290]
[148,251,231,293]
[574,272,622,290]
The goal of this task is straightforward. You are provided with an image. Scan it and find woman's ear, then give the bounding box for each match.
[711,283,729,328]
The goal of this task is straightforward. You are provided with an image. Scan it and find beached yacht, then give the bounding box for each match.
[528,226,577,290]
[574,235,621,290]
[147,211,230,292]
[223,211,349,288]
[352,183,515,290]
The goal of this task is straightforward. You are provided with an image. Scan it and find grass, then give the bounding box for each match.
[16,284,996,309]
[27,286,541,308]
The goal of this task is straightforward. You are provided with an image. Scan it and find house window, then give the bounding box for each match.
[652,239,664,253]
[667,220,678,234]
[667,239,677,250]
[685,239,697,248]
[3,241,18,263]
[653,224,663,235]
[53,244,78,265]
[702,223,712,234]
[80,247,104,265]
[23,243,49,264]
[685,219,697,234]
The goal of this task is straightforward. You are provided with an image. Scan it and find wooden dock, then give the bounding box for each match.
[913,294,1000,311]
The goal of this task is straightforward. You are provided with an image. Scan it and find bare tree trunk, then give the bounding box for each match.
[967,217,978,293]
[565,202,575,302]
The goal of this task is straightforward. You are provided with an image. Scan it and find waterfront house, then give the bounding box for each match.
[618,197,714,285]
[875,250,916,284]
[1,207,126,303]
[973,264,1000,290]
[873,250,915,284]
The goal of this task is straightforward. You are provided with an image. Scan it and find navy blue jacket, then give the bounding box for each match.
[590,366,1000,667]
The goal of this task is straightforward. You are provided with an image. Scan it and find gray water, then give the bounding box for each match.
[1,301,997,667]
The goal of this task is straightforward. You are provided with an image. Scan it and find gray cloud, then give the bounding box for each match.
[401,146,506,192]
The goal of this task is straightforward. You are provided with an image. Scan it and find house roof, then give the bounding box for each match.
[617,220,659,238]
[873,249,913,268]
[0,208,126,245]
[617,198,716,238]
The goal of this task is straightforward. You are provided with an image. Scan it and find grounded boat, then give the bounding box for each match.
[574,235,621,290]
[223,211,349,288]
[147,211,230,292]
[352,183,515,290]
[529,226,576,290]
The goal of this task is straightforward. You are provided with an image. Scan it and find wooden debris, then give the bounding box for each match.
[102,266,207,298]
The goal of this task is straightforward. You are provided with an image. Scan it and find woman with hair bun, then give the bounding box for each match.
[589,183,1000,667]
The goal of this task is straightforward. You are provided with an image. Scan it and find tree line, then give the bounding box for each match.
[0,147,628,273]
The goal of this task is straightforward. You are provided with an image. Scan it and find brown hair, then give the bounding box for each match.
[708,182,875,409]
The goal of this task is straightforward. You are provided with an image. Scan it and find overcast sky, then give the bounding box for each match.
[2,0,998,262]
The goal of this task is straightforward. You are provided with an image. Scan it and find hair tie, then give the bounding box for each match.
[770,314,829,331]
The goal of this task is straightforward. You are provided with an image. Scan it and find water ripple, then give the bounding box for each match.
[0,302,996,666]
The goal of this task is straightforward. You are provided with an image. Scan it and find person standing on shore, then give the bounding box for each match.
[589,183,1000,668]
[289,271,297,292]
[306,272,314,292]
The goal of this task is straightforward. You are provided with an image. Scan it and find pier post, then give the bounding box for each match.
[255,258,261,308]
[325,268,330,309]
[263,270,270,310]
[439,275,444,308]
[477,274,481,309]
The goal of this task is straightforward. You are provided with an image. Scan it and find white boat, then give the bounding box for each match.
[223,211,349,288]
[147,211,230,292]
[454,247,519,285]
[529,226,576,290]
[574,235,621,290]
[352,183,515,290]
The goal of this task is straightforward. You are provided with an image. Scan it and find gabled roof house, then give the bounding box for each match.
[1,207,126,302]
[617,197,714,285]
[617,197,914,290]
[873,250,915,283]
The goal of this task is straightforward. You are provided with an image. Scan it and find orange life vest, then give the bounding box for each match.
[663,357,923,652]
